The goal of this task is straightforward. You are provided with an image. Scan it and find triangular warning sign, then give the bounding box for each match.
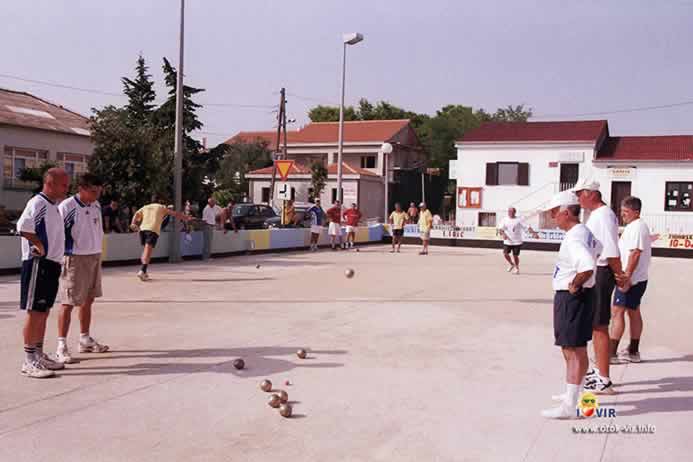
[275,160,294,181]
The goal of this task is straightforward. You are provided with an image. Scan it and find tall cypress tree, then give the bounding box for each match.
[122,54,156,126]
[154,57,215,204]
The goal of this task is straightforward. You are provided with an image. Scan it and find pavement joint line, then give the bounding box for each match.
[0,355,242,438]
[597,361,632,462]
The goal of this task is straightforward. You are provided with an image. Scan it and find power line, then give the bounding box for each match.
[0,72,277,109]
[532,99,693,118]
[286,92,339,106]
[0,73,123,97]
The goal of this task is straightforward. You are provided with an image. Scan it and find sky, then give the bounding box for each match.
[3,0,693,147]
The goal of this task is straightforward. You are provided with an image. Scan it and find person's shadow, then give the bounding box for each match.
[614,372,693,416]
[61,346,346,379]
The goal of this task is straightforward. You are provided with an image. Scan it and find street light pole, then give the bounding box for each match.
[381,142,393,222]
[169,0,185,263]
[336,33,363,205]
[336,43,347,205]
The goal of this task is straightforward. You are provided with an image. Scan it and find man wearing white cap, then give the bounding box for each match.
[573,178,625,395]
[542,190,600,419]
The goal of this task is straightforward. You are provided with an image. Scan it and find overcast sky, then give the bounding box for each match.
[3,0,693,146]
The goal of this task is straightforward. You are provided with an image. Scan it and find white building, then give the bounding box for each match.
[454,120,693,237]
[1,88,93,210]
[228,120,427,221]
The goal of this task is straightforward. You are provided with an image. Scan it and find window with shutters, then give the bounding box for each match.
[485,162,529,186]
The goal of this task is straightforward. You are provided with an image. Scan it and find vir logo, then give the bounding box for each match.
[577,392,616,418]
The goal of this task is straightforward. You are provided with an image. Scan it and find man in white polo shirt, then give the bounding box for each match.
[55,173,109,364]
[16,168,70,378]
[497,206,539,275]
[610,196,652,363]
[541,190,600,419]
[574,178,625,395]
[202,197,222,260]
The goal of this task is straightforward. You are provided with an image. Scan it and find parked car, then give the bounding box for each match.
[228,203,277,230]
[264,202,314,229]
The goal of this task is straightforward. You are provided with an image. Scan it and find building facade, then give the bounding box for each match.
[454,120,693,237]
[228,119,427,221]
[1,88,93,210]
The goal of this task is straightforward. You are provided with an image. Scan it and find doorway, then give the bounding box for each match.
[610,181,632,224]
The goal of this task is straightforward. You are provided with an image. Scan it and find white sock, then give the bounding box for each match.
[565,383,580,407]
[57,337,67,347]
[80,333,91,343]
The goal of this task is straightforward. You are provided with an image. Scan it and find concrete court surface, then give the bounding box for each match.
[0,245,691,462]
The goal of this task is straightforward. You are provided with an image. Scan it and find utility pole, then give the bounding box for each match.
[169,0,185,263]
[269,88,285,206]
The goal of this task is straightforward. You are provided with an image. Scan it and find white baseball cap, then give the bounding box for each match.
[543,190,579,211]
[572,178,600,192]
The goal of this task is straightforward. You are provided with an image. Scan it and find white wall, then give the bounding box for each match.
[455,143,594,227]
[1,125,93,210]
[455,143,693,233]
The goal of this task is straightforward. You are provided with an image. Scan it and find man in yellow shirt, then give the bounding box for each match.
[417,202,433,255]
[131,201,191,281]
[389,202,408,253]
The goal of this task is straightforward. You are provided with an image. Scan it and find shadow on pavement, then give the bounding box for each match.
[615,375,693,416]
[60,346,346,379]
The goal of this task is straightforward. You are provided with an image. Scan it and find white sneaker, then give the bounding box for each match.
[137,270,149,281]
[585,367,599,379]
[618,350,641,363]
[506,265,514,273]
[584,376,616,395]
[38,352,65,370]
[541,402,576,419]
[79,337,110,353]
[512,267,520,275]
[56,344,76,364]
[21,360,55,378]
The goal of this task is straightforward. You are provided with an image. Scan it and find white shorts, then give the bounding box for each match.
[345,225,357,234]
[328,222,342,236]
[310,225,323,235]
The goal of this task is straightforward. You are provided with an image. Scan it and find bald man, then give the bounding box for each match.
[16,168,70,378]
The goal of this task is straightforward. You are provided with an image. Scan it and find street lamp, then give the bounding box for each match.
[381,142,393,222]
[336,32,363,204]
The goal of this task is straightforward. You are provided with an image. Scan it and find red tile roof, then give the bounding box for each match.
[0,88,90,137]
[247,162,378,177]
[460,120,608,143]
[226,119,410,145]
[596,136,693,162]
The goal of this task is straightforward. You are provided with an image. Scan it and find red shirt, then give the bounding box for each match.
[326,206,342,224]
[343,209,362,226]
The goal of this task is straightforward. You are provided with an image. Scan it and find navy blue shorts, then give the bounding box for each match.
[20,258,61,312]
[554,288,594,348]
[613,281,648,309]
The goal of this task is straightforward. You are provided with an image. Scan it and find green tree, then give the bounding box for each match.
[215,140,273,199]
[19,162,58,194]
[154,57,214,206]
[121,54,156,126]
[308,105,358,122]
[310,161,328,201]
[88,106,164,207]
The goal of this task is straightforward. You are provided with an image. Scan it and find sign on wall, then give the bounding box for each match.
[608,167,636,180]
[458,187,482,209]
